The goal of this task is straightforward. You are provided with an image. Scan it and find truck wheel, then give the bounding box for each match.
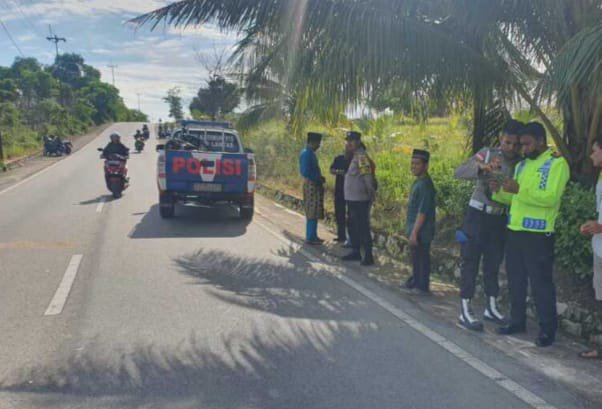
[159,193,175,219]
[240,207,254,220]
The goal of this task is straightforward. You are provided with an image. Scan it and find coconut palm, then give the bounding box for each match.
[133,0,602,177]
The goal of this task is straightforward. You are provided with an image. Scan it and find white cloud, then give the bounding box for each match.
[0,1,243,120]
[97,38,215,120]
[2,0,165,23]
[167,25,240,42]
[16,34,36,43]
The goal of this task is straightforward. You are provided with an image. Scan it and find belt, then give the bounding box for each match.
[469,199,507,216]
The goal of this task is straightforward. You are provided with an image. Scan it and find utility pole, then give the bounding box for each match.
[107,62,118,86]
[46,26,66,59]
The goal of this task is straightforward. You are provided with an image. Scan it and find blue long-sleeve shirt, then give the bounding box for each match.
[299,147,322,183]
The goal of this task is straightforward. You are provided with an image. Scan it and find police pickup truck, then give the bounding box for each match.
[156,120,256,220]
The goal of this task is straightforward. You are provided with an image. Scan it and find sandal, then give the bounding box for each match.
[578,349,602,360]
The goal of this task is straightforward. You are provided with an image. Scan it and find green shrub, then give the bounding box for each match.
[555,182,597,278]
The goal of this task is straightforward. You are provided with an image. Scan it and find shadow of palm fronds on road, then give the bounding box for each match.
[0,323,383,408]
[173,248,369,320]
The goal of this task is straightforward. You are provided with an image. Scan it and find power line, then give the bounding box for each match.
[5,0,42,37]
[0,18,24,56]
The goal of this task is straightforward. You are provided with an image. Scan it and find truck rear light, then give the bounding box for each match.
[248,158,256,181]
[247,156,256,193]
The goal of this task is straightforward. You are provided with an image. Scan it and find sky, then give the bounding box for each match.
[0,0,240,121]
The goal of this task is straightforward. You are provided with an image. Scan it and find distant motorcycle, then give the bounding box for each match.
[98,149,129,198]
[43,136,72,156]
[134,138,145,153]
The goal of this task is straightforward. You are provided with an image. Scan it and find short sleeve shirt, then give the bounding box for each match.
[405,176,436,243]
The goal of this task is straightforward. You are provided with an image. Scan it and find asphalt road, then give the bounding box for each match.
[0,124,593,409]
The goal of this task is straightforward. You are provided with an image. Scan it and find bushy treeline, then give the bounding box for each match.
[0,54,147,159]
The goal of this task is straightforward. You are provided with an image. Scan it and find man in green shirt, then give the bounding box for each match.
[401,149,436,294]
[491,122,570,347]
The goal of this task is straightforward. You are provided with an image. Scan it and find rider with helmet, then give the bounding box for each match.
[102,132,130,158]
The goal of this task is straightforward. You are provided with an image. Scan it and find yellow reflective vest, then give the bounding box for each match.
[492,149,570,234]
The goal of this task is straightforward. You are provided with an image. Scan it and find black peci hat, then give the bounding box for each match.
[346,131,361,141]
[412,149,430,162]
[307,132,323,143]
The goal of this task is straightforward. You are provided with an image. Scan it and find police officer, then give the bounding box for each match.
[330,145,353,243]
[342,131,376,266]
[454,119,524,331]
[491,122,570,347]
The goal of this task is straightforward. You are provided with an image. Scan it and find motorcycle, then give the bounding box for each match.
[98,149,129,198]
[43,137,72,156]
[63,140,73,155]
[134,138,145,153]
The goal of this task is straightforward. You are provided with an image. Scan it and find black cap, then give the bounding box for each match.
[412,149,430,162]
[346,131,361,141]
[307,132,323,143]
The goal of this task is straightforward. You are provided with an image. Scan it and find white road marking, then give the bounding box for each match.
[254,215,558,409]
[95,197,106,213]
[44,255,83,316]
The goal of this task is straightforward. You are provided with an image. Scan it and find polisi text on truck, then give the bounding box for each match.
[172,157,242,176]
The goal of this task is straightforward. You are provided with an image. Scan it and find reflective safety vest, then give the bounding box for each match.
[492,149,570,234]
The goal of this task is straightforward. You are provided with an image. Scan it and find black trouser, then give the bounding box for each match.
[459,207,507,299]
[334,194,347,241]
[406,242,431,292]
[505,230,557,336]
[347,200,373,258]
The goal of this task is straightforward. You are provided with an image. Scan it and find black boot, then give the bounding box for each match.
[361,252,375,266]
[342,252,361,261]
[497,323,526,335]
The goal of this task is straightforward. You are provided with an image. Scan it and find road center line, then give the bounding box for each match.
[96,197,106,212]
[44,255,83,316]
[254,215,557,409]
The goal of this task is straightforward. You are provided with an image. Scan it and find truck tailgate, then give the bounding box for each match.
[164,151,248,193]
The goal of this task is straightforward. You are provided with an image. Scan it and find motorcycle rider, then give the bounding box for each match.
[101,132,129,189]
[134,129,143,140]
[102,132,130,158]
[142,124,150,139]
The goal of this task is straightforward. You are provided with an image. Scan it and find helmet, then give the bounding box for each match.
[110,132,121,142]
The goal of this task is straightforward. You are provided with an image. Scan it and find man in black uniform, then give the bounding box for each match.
[330,145,352,243]
[454,119,523,330]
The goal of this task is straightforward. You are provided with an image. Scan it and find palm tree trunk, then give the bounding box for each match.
[472,92,488,154]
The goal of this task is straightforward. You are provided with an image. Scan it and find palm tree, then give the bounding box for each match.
[133,0,602,177]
